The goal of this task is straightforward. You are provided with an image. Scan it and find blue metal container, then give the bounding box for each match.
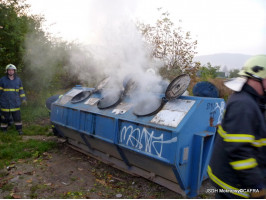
[50,85,225,197]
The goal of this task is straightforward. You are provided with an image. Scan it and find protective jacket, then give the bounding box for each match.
[0,75,26,112]
[208,84,266,198]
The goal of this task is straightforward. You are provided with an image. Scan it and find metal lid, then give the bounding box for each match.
[70,77,110,104]
[124,78,138,96]
[133,97,167,117]
[95,77,110,92]
[165,74,191,100]
[97,89,124,109]
[70,91,92,104]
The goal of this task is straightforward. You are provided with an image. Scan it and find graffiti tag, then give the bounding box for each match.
[120,125,177,157]
[209,102,225,125]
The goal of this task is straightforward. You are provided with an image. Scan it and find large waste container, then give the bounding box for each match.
[50,77,225,197]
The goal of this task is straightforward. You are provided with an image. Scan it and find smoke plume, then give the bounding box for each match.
[25,0,169,111]
[66,0,168,108]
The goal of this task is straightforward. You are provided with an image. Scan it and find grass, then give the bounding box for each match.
[0,95,57,169]
[61,191,85,199]
[21,103,49,123]
[0,130,56,169]
[24,124,51,136]
[1,182,14,192]
[21,89,65,123]
[29,185,48,199]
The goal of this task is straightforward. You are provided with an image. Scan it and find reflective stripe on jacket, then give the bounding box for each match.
[0,75,26,111]
[208,84,266,198]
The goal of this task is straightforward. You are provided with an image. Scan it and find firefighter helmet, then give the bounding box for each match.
[238,55,266,80]
[5,64,17,72]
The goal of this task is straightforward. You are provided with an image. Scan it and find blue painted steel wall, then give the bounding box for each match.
[50,86,225,197]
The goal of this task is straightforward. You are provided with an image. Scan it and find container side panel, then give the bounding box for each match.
[95,115,115,141]
[79,111,94,134]
[51,106,66,125]
[66,109,79,129]
[119,121,177,162]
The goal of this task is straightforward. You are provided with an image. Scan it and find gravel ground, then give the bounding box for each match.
[0,136,215,199]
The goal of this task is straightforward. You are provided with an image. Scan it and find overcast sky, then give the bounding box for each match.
[26,0,266,56]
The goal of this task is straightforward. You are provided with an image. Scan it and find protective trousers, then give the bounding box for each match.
[1,110,22,131]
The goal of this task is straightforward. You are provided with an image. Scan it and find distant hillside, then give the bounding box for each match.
[194,53,251,70]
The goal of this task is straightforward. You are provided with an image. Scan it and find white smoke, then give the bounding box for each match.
[66,0,169,111]
[24,33,67,91]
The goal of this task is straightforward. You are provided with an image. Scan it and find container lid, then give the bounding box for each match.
[133,97,165,117]
[124,78,138,95]
[97,89,124,109]
[133,74,190,117]
[165,74,191,100]
[70,90,91,104]
[95,77,110,92]
[70,77,110,104]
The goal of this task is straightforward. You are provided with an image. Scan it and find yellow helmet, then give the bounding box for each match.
[238,55,266,80]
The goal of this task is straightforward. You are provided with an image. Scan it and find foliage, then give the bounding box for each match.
[0,0,27,71]
[0,0,36,75]
[189,76,233,100]
[0,0,74,100]
[229,69,240,78]
[198,62,220,81]
[208,78,233,101]
[137,8,199,80]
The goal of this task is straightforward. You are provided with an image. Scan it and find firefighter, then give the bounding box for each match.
[208,55,266,199]
[0,64,26,135]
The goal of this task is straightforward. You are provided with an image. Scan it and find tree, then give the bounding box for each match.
[0,0,72,95]
[229,69,240,78]
[0,0,30,73]
[0,0,50,75]
[137,8,199,80]
[198,62,220,81]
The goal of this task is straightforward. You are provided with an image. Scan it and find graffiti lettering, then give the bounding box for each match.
[120,125,177,157]
[207,103,216,110]
[211,102,225,124]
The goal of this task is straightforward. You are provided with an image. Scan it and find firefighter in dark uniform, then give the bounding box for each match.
[208,55,266,199]
[0,64,26,135]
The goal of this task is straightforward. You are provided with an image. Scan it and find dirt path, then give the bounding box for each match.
[0,136,215,199]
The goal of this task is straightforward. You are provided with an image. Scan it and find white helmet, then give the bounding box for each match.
[6,64,17,72]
